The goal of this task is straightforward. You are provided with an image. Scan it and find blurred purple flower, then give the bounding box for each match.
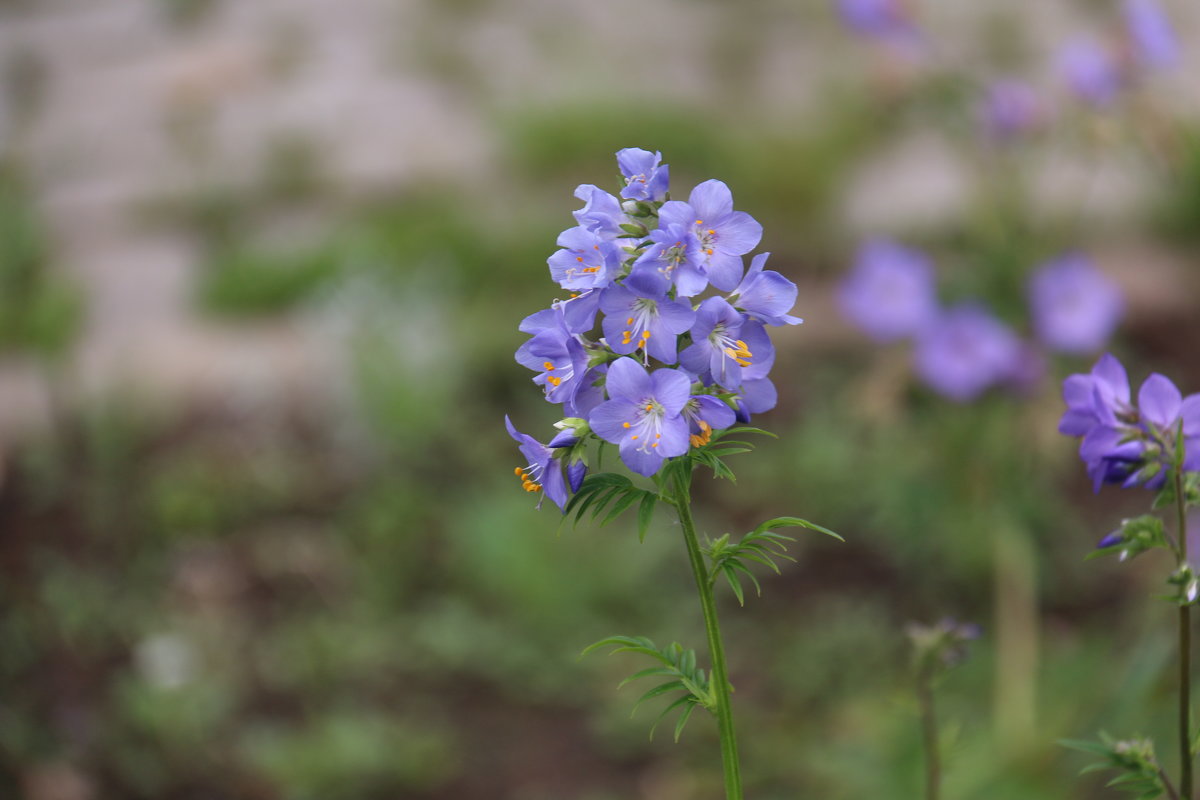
[1029,253,1123,354]
[1124,0,1178,70]
[838,239,938,342]
[980,80,1044,141]
[914,304,1021,402]
[1058,38,1122,108]
[836,0,913,39]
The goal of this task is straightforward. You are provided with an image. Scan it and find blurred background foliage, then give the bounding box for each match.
[0,0,1198,798]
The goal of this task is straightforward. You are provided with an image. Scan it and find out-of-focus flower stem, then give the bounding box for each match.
[672,466,743,800]
[1177,465,1193,800]
[916,660,940,800]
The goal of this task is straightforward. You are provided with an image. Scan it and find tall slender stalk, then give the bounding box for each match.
[672,466,743,800]
[916,662,940,800]
[1177,466,1193,800]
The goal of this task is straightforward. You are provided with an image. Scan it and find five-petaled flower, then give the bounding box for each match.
[589,358,693,477]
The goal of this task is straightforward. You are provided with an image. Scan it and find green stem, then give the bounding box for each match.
[1178,466,1193,800]
[672,466,743,800]
[917,663,940,800]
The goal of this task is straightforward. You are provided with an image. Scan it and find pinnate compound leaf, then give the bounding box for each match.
[581,633,713,740]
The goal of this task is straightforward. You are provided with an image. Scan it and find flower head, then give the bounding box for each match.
[1058,38,1122,108]
[588,358,692,476]
[505,416,573,511]
[1061,354,1200,492]
[617,148,670,203]
[838,239,938,342]
[629,221,708,297]
[600,283,695,365]
[729,253,803,327]
[681,394,737,449]
[1029,253,1123,355]
[680,298,774,391]
[548,226,622,292]
[659,179,761,293]
[573,184,627,240]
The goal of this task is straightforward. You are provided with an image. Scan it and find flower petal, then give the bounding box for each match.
[688,180,734,220]
[713,211,763,256]
[604,357,652,402]
[588,398,640,443]
[619,436,665,477]
[1181,394,1200,437]
[1139,373,1182,429]
[651,368,693,417]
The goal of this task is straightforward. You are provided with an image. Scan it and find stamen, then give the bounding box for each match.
[547,376,561,387]
[707,229,715,235]
[576,256,584,262]
[626,317,634,324]
[514,466,524,476]
[543,361,555,370]
[695,219,703,225]
[623,422,631,428]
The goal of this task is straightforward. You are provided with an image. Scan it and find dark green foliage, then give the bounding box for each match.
[562,472,658,542]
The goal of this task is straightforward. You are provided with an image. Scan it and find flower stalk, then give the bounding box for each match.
[1177,463,1193,800]
[671,464,743,800]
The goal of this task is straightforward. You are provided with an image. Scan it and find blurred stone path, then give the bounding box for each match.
[0,0,1196,441]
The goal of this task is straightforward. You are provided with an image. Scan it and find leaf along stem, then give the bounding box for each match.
[672,464,743,800]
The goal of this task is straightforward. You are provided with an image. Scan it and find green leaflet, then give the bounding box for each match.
[703,517,843,605]
[581,635,714,741]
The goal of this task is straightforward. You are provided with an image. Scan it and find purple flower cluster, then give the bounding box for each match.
[508,149,802,508]
[1060,354,1200,491]
[838,241,1123,402]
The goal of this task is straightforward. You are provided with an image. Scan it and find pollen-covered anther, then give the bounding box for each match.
[622,422,631,428]
[626,317,634,324]
[689,420,713,449]
[723,339,753,368]
[576,256,584,262]
[707,229,715,236]
[543,361,555,370]
[547,375,562,387]
[621,330,633,345]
